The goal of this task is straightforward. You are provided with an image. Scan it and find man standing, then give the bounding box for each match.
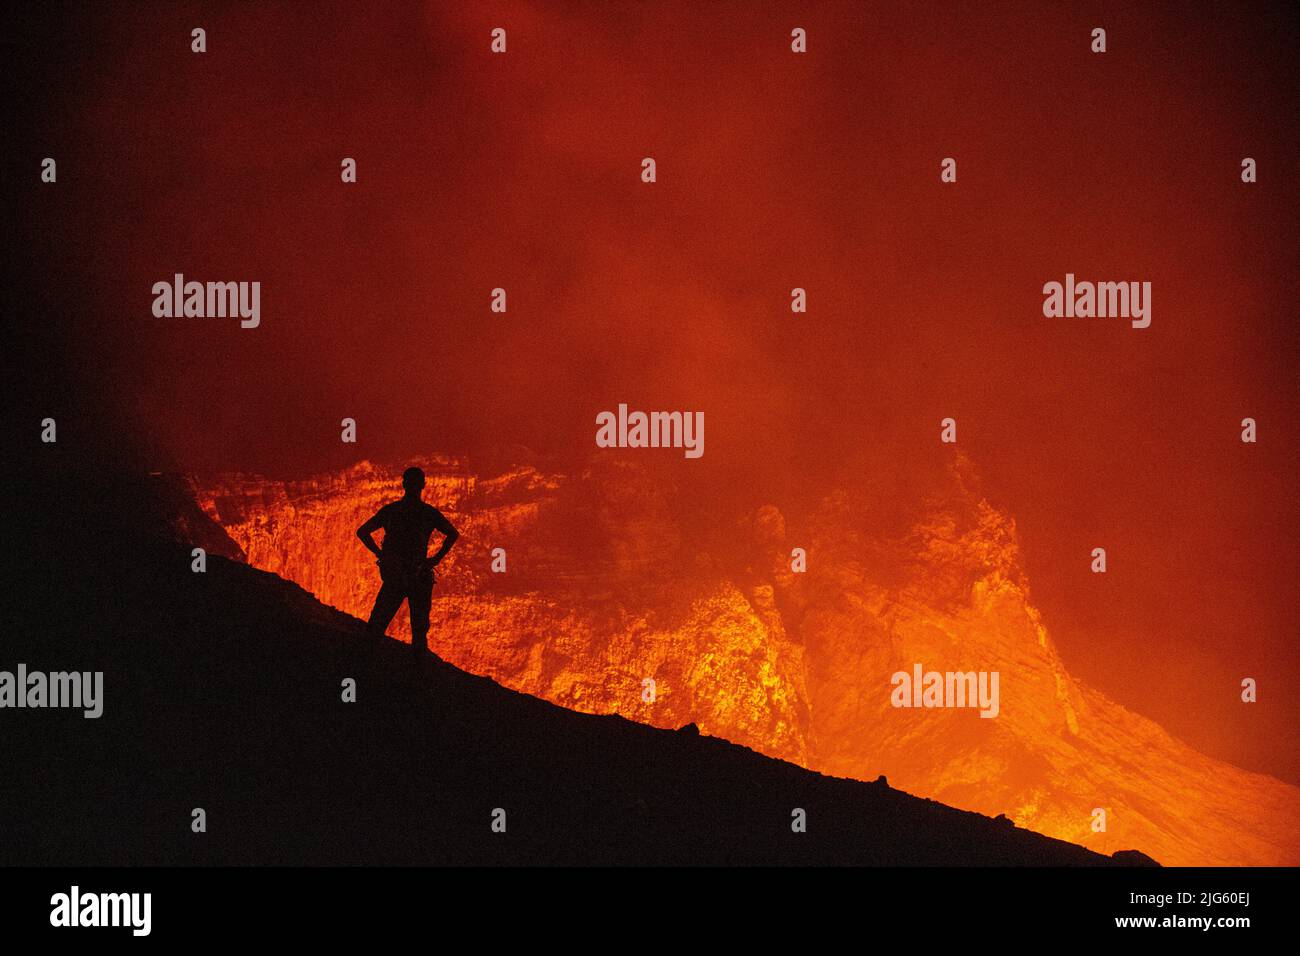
[356,466,459,656]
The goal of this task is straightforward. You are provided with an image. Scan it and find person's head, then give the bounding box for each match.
[401,466,426,497]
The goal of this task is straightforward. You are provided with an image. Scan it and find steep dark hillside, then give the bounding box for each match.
[2,462,1148,865]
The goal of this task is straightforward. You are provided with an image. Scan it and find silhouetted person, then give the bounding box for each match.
[357,466,459,656]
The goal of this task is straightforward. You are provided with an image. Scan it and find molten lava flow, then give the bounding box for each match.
[195,456,1300,866]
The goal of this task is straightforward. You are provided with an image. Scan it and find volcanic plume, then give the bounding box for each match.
[195,454,1300,867]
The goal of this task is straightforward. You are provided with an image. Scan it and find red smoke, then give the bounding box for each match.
[16,1,1300,786]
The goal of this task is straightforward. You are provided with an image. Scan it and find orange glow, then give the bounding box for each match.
[198,456,1300,867]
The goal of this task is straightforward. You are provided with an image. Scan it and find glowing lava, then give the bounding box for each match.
[195,456,1300,866]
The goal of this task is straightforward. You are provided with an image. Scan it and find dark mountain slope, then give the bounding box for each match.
[2,462,1150,865]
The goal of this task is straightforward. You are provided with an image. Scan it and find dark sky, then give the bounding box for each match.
[10,1,1300,781]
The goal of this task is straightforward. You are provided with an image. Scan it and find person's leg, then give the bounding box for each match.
[367,579,405,637]
[408,571,434,654]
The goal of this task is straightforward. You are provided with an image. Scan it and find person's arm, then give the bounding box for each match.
[426,512,460,568]
[356,512,385,560]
